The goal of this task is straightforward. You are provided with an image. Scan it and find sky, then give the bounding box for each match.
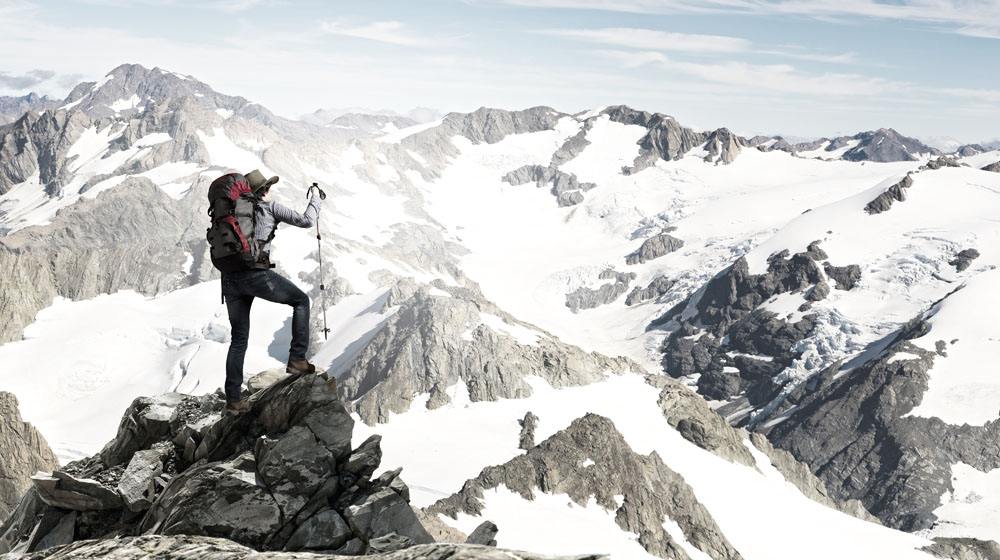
[0,0,998,144]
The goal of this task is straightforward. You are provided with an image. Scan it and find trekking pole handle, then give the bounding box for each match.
[308,182,327,200]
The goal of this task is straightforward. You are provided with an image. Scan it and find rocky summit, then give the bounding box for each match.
[0,371,440,556]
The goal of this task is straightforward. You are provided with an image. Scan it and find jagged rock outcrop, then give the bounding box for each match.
[564,269,635,312]
[655,242,839,409]
[922,537,1000,560]
[0,372,436,555]
[429,414,743,560]
[0,108,91,195]
[949,248,980,272]
[338,281,641,424]
[5,535,607,559]
[0,180,212,343]
[841,128,938,162]
[626,233,684,265]
[702,128,745,164]
[502,165,595,207]
[517,412,539,450]
[625,275,674,306]
[982,161,1000,173]
[0,393,59,520]
[864,174,914,214]
[602,106,707,174]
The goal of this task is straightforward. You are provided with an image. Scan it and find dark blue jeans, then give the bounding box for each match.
[222,269,310,402]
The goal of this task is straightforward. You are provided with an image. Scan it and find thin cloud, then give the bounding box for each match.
[594,49,906,97]
[320,20,447,47]
[497,0,1000,39]
[546,26,858,64]
[0,69,55,89]
[540,27,753,53]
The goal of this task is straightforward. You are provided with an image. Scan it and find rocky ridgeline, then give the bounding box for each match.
[338,280,642,424]
[429,413,743,560]
[0,94,59,125]
[0,372,450,556]
[751,128,939,162]
[0,393,59,521]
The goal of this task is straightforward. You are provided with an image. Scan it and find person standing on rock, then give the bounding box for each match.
[215,169,322,414]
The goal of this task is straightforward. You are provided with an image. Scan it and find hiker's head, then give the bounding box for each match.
[245,169,279,197]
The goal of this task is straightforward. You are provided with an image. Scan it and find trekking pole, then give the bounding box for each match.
[308,182,330,340]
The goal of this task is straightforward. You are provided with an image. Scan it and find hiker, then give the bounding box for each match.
[207,169,322,413]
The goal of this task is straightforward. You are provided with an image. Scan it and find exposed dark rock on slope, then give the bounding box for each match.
[626,233,684,265]
[602,105,708,174]
[6,535,605,559]
[864,175,914,214]
[982,161,1000,173]
[949,248,980,272]
[626,275,675,306]
[922,537,1000,560]
[0,372,437,556]
[0,393,59,521]
[764,300,1000,532]
[338,281,641,424]
[429,413,744,560]
[565,269,635,312]
[702,128,745,164]
[502,164,595,207]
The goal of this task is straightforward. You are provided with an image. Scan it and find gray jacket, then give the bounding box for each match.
[255,196,321,254]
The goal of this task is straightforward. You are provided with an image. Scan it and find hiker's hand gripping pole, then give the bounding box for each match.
[308,183,331,340]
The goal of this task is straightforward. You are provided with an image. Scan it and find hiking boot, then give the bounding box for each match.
[286,358,317,375]
[225,399,250,415]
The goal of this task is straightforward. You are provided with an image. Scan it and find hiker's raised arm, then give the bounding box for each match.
[270,196,321,228]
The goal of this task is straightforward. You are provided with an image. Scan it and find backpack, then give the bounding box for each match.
[206,173,267,273]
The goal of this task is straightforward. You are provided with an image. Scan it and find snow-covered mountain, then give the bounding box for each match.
[1,63,999,559]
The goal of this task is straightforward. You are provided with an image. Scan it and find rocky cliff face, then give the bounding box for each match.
[842,129,938,162]
[602,105,708,174]
[0,393,58,521]
[0,181,210,343]
[765,305,1000,532]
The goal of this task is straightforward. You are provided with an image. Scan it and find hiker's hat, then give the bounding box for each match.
[245,169,279,193]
